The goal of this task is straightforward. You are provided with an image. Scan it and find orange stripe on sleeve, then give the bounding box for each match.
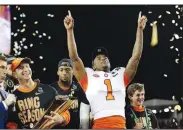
[79,72,88,92]
[124,72,130,88]
[60,110,70,126]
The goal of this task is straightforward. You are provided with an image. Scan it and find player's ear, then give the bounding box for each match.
[128,95,132,100]
[57,70,59,76]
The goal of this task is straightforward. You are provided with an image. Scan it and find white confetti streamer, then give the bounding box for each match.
[164,74,168,77]
[34,21,38,24]
[21,28,25,32]
[39,56,43,59]
[30,44,33,47]
[48,36,51,39]
[175,48,179,51]
[43,67,46,71]
[148,11,152,14]
[158,15,162,18]
[170,37,174,42]
[172,20,175,24]
[162,23,165,26]
[174,34,180,39]
[24,46,28,49]
[14,33,18,37]
[39,35,42,38]
[166,11,171,14]
[35,30,39,34]
[43,33,46,36]
[13,17,17,20]
[175,59,179,64]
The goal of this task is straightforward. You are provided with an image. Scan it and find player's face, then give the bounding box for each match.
[57,66,73,82]
[0,60,7,83]
[14,63,32,80]
[7,64,12,76]
[131,89,145,107]
[93,54,110,71]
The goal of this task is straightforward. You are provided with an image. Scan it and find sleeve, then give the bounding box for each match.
[79,68,93,92]
[0,102,8,117]
[60,110,70,126]
[78,84,89,105]
[79,102,90,128]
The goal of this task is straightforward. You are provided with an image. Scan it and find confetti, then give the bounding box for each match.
[30,44,33,47]
[32,33,36,36]
[20,20,23,23]
[22,38,26,42]
[24,46,28,49]
[43,33,46,36]
[169,106,172,109]
[35,30,39,34]
[17,52,21,55]
[11,32,14,35]
[175,23,178,26]
[148,11,152,14]
[18,7,20,11]
[176,11,179,14]
[172,20,175,24]
[14,33,18,37]
[21,28,25,32]
[20,14,23,17]
[170,46,174,49]
[180,27,182,30]
[16,6,18,8]
[48,36,51,39]
[17,29,20,32]
[175,59,179,64]
[166,11,171,14]
[34,21,38,24]
[13,17,17,20]
[164,108,169,112]
[30,61,34,64]
[178,15,180,19]
[39,35,42,38]
[22,13,26,17]
[47,14,51,16]
[43,67,46,71]
[162,23,165,26]
[163,74,168,77]
[175,5,179,8]
[23,24,26,27]
[40,42,42,44]
[39,56,43,59]
[172,95,175,100]
[174,34,180,39]
[170,37,174,42]
[171,109,174,112]
[175,48,179,51]
[178,54,180,56]
[158,15,162,18]
[150,23,153,26]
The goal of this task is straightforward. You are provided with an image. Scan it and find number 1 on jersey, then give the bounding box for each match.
[104,79,115,100]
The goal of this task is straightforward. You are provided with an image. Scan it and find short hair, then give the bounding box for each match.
[127,83,144,97]
[0,55,7,62]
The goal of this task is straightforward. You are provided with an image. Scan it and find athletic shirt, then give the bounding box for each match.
[79,67,130,120]
[10,82,57,129]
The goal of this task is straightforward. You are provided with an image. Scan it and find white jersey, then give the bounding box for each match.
[80,67,127,120]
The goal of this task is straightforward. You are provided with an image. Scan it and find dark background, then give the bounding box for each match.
[11,5,182,103]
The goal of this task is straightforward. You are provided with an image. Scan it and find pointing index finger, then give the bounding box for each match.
[138,11,142,19]
[68,10,72,17]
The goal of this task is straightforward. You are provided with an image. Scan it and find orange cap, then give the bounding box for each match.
[11,57,31,72]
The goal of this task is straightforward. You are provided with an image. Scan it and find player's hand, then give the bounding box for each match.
[69,99,78,109]
[4,94,16,106]
[44,111,65,128]
[138,11,147,30]
[64,10,74,30]
[133,118,144,129]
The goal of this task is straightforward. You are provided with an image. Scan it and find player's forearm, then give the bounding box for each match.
[67,29,79,61]
[131,27,143,60]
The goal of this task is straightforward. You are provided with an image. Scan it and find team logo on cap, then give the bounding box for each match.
[98,49,101,52]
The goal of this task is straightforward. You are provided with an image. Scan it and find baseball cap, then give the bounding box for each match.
[92,47,109,61]
[6,55,16,64]
[11,57,31,72]
[58,58,73,68]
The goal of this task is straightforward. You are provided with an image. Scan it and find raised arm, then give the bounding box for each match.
[64,10,86,81]
[125,12,147,83]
